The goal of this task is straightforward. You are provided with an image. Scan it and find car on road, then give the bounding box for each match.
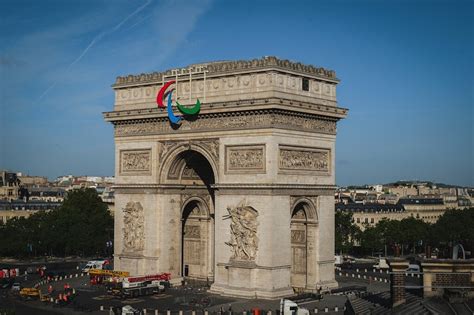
[405,264,420,273]
[11,283,21,291]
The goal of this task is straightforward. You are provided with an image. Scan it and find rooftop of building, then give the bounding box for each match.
[336,203,404,213]
[0,199,62,205]
[398,198,444,205]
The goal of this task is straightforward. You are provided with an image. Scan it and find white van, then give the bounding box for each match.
[82,260,107,273]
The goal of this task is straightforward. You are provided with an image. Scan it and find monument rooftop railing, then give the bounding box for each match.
[112,56,338,88]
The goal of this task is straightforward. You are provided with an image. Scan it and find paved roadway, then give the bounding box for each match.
[0,264,398,315]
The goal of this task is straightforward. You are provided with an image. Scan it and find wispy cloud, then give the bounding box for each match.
[38,0,153,100]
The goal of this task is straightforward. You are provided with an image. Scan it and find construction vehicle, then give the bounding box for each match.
[280,299,310,315]
[88,269,130,285]
[19,287,41,300]
[108,273,171,299]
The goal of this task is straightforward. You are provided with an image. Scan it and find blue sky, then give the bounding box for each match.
[0,0,472,186]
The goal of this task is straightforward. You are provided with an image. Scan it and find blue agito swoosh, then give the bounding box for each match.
[167,90,182,124]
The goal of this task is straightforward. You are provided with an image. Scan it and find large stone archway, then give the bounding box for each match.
[160,147,216,281]
[105,57,347,298]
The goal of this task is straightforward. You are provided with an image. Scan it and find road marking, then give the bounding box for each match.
[150,294,172,299]
[93,295,114,300]
[121,298,144,304]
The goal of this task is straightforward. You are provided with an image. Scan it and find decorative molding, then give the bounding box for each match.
[216,184,334,196]
[120,149,151,175]
[158,139,219,167]
[290,196,318,209]
[225,144,266,174]
[181,193,212,215]
[122,201,145,253]
[279,145,330,174]
[104,97,346,119]
[113,110,337,137]
[113,56,337,87]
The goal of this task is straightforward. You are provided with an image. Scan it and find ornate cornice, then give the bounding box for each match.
[215,184,335,196]
[113,56,338,88]
[113,183,336,189]
[214,183,336,190]
[103,97,347,121]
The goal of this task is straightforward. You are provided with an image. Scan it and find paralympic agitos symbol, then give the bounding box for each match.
[156,80,201,125]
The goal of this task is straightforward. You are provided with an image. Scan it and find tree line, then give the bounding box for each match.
[336,207,474,258]
[0,188,113,258]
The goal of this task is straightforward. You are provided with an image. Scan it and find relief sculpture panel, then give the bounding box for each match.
[279,145,330,174]
[291,230,306,244]
[225,145,265,173]
[184,225,201,239]
[224,200,259,261]
[120,149,151,175]
[122,201,145,253]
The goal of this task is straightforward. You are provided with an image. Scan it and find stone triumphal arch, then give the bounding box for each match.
[104,57,347,298]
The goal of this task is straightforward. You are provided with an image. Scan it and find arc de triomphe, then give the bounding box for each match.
[104,56,347,298]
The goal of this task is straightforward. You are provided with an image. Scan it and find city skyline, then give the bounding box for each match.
[1,0,473,186]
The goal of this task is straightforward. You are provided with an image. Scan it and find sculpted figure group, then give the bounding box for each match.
[123,201,145,252]
[224,200,259,261]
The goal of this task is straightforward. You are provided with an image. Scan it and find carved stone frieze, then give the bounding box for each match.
[181,164,200,179]
[158,141,179,164]
[120,150,151,174]
[279,145,330,173]
[224,200,259,261]
[225,144,265,173]
[184,225,200,239]
[291,230,306,244]
[122,202,145,252]
[115,110,337,137]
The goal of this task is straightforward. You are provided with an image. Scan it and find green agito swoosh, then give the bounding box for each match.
[176,99,201,115]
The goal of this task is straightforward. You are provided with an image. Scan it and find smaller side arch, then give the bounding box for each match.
[181,195,213,216]
[290,197,318,223]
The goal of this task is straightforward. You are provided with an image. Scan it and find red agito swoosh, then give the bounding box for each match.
[156,80,175,108]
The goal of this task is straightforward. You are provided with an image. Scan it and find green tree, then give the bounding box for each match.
[359,225,384,255]
[0,188,113,257]
[431,208,474,257]
[335,211,361,254]
[398,217,430,254]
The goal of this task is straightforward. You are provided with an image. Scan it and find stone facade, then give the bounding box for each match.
[104,56,347,298]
